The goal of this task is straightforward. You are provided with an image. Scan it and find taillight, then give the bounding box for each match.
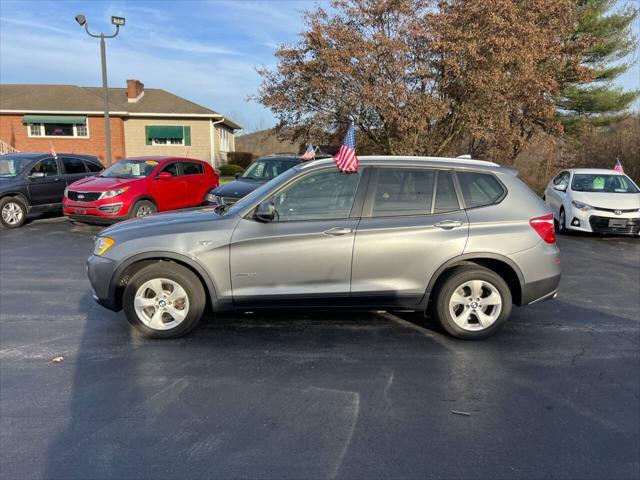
[530,214,556,244]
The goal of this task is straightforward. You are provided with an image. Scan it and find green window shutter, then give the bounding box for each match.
[145,126,152,145]
[184,126,191,146]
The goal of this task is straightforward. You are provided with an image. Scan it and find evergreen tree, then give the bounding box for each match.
[557,0,638,129]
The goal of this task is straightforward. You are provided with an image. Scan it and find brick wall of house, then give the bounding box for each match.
[0,115,126,166]
[123,118,213,163]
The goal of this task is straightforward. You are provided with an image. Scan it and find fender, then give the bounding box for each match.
[108,250,220,309]
[418,252,525,309]
[0,191,30,210]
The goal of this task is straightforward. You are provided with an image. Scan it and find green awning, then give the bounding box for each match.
[22,115,87,125]
[145,125,184,140]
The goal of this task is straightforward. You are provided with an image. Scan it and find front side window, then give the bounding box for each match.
[160,163,180,176]
[62,157,87,175]
[371,168,436,217]
[457,171,505,208]
[30,158,60,176]
[571,174,639,193]
[271,169,361,221]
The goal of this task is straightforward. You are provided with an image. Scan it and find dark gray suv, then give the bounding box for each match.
[87,156,561,340]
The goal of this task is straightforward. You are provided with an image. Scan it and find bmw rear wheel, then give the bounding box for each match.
[123,262,206,338]
[433,267,512,339]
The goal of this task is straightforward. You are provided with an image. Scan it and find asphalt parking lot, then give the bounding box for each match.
[1,214,639,480]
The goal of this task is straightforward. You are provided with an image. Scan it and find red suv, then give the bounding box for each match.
[63,156,218,223]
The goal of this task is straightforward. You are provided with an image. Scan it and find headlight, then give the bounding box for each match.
[64,187,69,197]
[571,200,592,211]
[100,187,129,200]
[94,236,115,256]
[206,193,223,205]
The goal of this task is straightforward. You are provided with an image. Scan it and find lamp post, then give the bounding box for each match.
[75,15,125,165]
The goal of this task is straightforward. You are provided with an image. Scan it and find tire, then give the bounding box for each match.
[0,197,27,229]
[129,200,157,219]
[558,208,567,234]
[122,262,206,338]
[433,267,512,340]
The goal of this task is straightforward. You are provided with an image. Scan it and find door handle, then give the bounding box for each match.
[434,220,463,230]
[322,227,352,236]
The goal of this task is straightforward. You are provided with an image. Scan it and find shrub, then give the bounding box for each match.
[218,164,245,176]
[227,152,255,169]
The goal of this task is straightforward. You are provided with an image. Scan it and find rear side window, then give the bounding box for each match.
[62,157,87,174]
[182,162,204,175]
[457,171,505,208]
[434,171,459,213]
[85,161,102,173]
[371,168,436,216]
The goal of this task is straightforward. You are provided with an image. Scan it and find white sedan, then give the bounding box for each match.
[544,168,640,236]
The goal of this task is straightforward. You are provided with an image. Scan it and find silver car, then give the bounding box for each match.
[88,156,561,340]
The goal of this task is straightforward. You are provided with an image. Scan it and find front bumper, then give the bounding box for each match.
[565,206,639,235]
[87,254,120,311]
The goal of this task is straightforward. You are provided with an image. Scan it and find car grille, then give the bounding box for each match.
[593,206,638,214]
[589,215,640,235]
[67,190,102,202]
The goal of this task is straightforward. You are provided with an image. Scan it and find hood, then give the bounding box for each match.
[68,175,143,191]
[0,177,22,189]
[211,178,262,198]
[571,190,640,210]
[101,206,224,237]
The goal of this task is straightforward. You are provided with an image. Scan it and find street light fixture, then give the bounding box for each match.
[75,14,125,165]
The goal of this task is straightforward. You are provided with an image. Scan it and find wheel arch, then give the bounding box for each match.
[109,251,218,311]
[0,192,30,209]
[422,253,525,308]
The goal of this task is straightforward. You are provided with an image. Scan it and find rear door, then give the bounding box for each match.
[351,167,468,307]
[229,167,366,305]
[60,156,92,186]
[26,157,66,206]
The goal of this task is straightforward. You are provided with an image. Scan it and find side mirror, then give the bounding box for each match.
[29,172,45,180]
[235,172,241,179]
[157,171,173,180]
[255,200,276,222]
[553,183,567,192]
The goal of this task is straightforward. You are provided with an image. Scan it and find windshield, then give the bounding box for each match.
[571,174,639,193]
[0,155,36,178]
[99,159,159,178]
[241,158,298,180]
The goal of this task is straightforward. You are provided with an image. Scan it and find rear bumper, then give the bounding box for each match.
[521,274,561,305]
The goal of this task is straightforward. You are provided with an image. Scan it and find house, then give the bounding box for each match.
[0,80,240,165]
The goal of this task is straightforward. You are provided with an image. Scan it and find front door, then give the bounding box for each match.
[351,168,469,307]
[26,157,66,206]
[229,168,365,305]
[154,162,189,211]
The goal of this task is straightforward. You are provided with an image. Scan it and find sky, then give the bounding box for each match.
[1,0,638,133]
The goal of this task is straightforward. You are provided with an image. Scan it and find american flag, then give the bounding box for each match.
[334,123,358,173]
[301,143,315,160]
[614,158,624,173]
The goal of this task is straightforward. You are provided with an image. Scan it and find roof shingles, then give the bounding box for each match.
[0,84,240,129]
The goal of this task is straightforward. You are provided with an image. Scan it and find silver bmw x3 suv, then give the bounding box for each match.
[88,156,561,340]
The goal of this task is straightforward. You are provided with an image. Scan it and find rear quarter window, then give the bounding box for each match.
[457,171,505,208]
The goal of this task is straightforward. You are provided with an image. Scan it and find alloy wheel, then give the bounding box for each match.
[448,280,502,331]
[136,205,154,217]
[133,278,190,330]
[1,202,24,226]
